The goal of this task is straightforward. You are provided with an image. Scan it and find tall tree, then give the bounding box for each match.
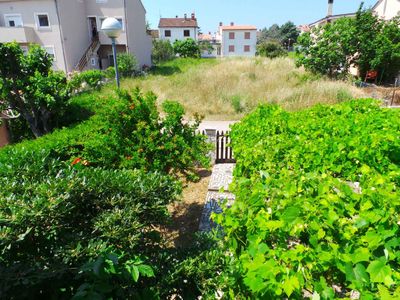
[0,43,70,137]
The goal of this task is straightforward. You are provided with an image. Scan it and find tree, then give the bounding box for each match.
[280,21,300,48]
[173,39,200,58]
[0,43,70,138]
[117,52,138,77]
[257,41,287,58]
[258,22,300,48]
[296,7,400,82]
[152,39,174,64]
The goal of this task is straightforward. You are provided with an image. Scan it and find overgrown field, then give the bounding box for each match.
[117,57,367,120]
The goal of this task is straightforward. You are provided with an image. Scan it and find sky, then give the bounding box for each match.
[142,0,377,33]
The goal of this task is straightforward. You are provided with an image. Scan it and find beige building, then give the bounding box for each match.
[373,0,400,20]
[219,22,257,57]
[0,0,152,73]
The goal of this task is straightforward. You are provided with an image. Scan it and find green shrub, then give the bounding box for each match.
[257,40,287,58]
[117,52,138,77]
[231,95,245,113]
[69,69,105,92]
[0,165,179,298]
[173,39,200,58]
[215,99,400,298]
[152,39,175,64]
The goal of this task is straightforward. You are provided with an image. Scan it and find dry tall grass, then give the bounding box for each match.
[119,57,367,120]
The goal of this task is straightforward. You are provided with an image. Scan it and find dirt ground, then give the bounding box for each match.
[160,169,212,248]
[362,85,400,105]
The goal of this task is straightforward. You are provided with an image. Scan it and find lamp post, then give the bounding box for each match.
[101,17,122,88]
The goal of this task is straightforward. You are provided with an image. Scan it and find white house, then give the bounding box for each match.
[373,0,400,20]
[219,22,257,57]
[158,13,198,42]
[0,0,152,73]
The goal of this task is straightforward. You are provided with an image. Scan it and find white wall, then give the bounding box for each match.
[125,0,152,67]
[159,27,198,42]
[0,0,67,71]
[221,30,257,57]
[374,0,400,20]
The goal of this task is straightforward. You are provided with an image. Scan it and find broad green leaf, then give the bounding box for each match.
[366,260,393,285]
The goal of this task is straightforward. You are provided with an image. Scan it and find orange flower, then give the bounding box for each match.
[71,157,82,166]
[129,104,135,110]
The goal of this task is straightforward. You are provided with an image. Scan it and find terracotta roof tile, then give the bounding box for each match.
[220,25,257,31]
[159,18,198,28]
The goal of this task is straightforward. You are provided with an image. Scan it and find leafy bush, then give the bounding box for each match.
[69,69,106,92]
[215,99,400,299]
[152,39,175,64]
[0,42,70,137]
[173,39,200,58]
[0,163,178,298]
[296,8,400,82]
[117,52,138,77]
[257,40,287,58]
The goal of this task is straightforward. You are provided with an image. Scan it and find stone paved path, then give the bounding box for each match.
[199,163,236,232]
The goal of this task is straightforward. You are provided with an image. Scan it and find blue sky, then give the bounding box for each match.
[142,0,377,33]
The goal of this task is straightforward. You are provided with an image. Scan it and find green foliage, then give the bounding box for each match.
[116,52,138,77]
[173,39,201,58]
[152,39,175,64]
[215,99,400,298]
[231,95,245,113]
[69,69,105,92]
[296,8,400,82]
[257,41,287,58]
[258,21,300,47]
[0,42,70,137]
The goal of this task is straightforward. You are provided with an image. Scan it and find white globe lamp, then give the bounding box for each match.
[101,17,123,88]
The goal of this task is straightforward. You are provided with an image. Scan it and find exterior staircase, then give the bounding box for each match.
[75,37,100,72]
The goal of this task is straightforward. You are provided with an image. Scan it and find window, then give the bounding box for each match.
[229,45,235,52]
[4,14,23,27]
[90,57,97,66]
[244,45,250,52]
[43,46,56,61]
[96,0,108,3]
[35,13,50,29]
[229,32,235,39]
[244,32,251,39]
[184,30,190,37]
[165,30,171,37]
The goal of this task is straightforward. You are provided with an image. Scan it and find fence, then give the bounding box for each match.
[215,131,235,164]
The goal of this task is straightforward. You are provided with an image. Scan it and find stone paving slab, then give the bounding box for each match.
[208,164,235,192]
[199,191,235,232]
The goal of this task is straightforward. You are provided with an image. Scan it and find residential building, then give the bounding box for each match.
[0,0,152,73]
[308,0,355,29]
[219,22,257,57]
[373,0,400,20]
[198,31,220,58]
[158,13,198,42]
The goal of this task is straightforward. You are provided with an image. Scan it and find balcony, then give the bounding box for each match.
[0,26,36,43]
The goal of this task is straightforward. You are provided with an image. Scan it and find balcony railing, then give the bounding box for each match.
[0,26,36,43]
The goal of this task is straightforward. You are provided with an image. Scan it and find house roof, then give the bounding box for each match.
[147,29,159,39]
[220,25,257,31]
[372,0,384,11]
[159,17,198,28]
[309,13,356,27]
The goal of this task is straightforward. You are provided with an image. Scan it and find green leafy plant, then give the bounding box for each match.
[0,42,70,137]
[152,39,175,64]
[117,52,139,77]
[257,40,287,58]
[173,39,200,58]
[69,69,106,92]
[215,99,400,299]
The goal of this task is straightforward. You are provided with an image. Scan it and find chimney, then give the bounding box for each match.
[176,15,178,18]
[327,0,333,17]
[230,22,234,26]
[191,13,195,20]
[219,22,223,26]
[184,13,187,19]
